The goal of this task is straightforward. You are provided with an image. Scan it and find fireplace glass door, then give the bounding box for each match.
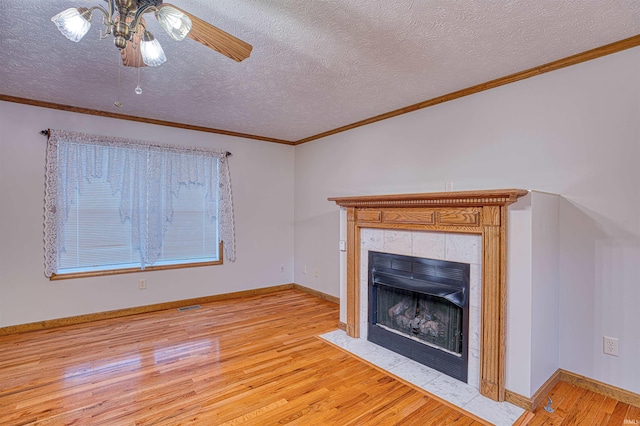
[376,285,463,356]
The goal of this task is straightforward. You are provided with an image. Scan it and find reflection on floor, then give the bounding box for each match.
[321,329,525,426]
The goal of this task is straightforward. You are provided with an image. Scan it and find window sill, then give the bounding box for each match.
[50,243,224,281]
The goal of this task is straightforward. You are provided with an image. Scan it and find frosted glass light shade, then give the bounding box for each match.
[141,37,166,67]
[51,8,91,42]
[155,7,192,41]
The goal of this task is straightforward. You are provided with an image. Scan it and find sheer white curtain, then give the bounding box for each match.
[43,129,235,277]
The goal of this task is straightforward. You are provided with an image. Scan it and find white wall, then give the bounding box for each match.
[505,193,534,396]
[530,191,560,396]
[0,101,295,327]
[294,47,640,394]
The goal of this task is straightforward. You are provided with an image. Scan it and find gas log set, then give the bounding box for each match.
[383,294,459,354]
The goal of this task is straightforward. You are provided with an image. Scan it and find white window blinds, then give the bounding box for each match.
[43,129,235,277]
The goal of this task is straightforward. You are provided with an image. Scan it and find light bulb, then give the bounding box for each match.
[51,8,91,42]
[155,6,192,41]
[140,32,166,67]
[135,85,143,95]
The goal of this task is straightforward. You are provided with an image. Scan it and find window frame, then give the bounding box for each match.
[43,130,235,280]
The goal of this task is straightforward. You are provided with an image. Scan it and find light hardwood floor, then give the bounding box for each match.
[514,381,640,426]
[0,290,487,425]
[1,289,638,425]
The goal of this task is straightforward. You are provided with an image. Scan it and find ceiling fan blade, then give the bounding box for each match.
[161,4,252,62]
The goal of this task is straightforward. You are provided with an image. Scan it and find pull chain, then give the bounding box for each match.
[114,53,123,107]
[135,35,142,95]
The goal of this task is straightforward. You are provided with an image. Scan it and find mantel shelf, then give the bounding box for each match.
[328,188,528,208]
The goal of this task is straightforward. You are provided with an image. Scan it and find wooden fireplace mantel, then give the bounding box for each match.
[329,189,528,402]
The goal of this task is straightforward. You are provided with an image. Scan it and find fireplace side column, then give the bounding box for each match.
[480,205,507,401]
[345,207,360,338]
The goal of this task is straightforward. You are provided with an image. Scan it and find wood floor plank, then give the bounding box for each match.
[563,390,606,425]
[626,406,640,424]
[607,402,632,425]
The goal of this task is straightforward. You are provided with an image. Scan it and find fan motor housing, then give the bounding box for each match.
[115,0,162,17]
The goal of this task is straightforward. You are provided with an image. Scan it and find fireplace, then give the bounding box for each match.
[368,251,470,382]
[329,189,528,401]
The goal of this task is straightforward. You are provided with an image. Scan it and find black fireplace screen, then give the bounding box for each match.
[368,251,470,382]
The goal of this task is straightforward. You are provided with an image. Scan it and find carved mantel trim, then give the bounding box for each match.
[328,188,527,208]
[329,189,528,402]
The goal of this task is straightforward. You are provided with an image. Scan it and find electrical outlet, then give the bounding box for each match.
[303,265,307,274]
[138,279,146,290]
[445,181,454,192]
[314,268,319,278]
[603,336,619,356]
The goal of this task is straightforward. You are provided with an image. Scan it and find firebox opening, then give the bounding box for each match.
[368,251,470,382]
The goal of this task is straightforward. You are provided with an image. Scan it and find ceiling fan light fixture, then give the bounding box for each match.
[155,6,192,41]
[51,7,91,42]
[141,31,166,67]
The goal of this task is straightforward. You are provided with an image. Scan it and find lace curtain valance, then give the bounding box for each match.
[43,129,235,277]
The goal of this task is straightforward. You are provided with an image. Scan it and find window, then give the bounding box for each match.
[43,130,235,279]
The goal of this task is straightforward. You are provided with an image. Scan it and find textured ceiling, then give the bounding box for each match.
[1,1,639,143]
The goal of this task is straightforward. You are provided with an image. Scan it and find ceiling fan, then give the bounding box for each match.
[51,0,252,68]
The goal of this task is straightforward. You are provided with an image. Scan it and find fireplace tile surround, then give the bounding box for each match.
[359,228,482,389]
